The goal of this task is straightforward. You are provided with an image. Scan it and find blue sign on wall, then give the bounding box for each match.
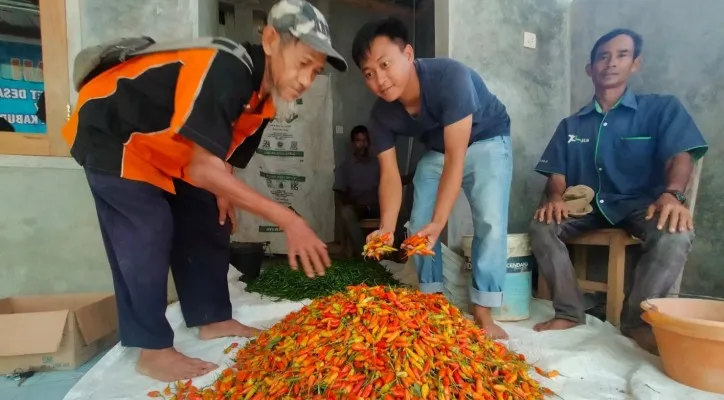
[0,39,46,134]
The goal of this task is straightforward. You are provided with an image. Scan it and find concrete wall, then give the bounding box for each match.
[77,0,200,45]
[439,0,572,251]
[198,0,220,37]
[406,1,435,174]
[570,0,724,296]
[0,158,109,295]
[0,0,209,298]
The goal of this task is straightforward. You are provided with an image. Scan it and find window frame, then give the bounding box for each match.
[0,0,70,157]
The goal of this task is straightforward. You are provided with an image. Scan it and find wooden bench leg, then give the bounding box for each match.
[606,238,626,327]
[574,246,588,280]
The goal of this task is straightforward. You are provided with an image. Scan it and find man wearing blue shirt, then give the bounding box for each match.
[334,125,381,253]
[529,29,707,353]
[352,17,513,339]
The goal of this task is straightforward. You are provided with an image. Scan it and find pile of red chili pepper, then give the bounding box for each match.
[149,285,556,400]
[402,234,435,257]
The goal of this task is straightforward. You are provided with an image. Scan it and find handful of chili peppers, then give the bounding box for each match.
[361,232,397,260]
[402,234,436,257]
[148,285,558,400]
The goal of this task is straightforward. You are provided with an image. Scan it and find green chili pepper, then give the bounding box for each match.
[244,259,403,301]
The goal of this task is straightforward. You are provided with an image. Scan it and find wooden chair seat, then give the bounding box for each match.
[566,228,641,246]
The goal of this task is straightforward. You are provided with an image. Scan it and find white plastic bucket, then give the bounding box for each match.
[462,233,534,321]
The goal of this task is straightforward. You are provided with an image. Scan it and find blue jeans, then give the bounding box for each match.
[411,135,513,308]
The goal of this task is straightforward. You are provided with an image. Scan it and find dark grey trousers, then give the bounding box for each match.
[529,208,694,332]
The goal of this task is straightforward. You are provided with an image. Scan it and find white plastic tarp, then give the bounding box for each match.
[63,266,722,400]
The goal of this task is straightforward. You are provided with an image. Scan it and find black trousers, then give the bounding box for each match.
[86,170,232,349]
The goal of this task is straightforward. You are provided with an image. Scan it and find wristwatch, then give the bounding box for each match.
[665,190,687,204]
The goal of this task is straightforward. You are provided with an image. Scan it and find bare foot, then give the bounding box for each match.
[198,319,262,340]
[472,305,509,340]
[533,318,582,332]
[136,348,217,382]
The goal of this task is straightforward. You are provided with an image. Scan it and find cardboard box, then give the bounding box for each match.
[0,293,119,374]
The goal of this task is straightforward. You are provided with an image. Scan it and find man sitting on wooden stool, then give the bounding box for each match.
[528,28,708,354]
[334,125,382,254]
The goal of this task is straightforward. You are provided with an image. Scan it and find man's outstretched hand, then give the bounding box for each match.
[366,228,395,247]
[284,217,331,278]
[646,193,693,232]
[534,195,568,224]
[406,222,444,251]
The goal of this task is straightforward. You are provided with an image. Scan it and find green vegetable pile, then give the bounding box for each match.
[244,258,402,301]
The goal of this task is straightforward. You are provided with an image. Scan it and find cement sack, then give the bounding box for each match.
[234,75,334,254]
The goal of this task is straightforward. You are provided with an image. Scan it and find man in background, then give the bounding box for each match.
[334,125,381,254]
[529,29,708,354]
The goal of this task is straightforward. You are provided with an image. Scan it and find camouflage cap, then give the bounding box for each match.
[268,0,348,72]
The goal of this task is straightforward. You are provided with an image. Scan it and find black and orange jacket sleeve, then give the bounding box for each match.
[171,50,254,160]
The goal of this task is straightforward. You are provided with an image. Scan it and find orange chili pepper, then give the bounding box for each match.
[362,233,398,260]
[402,235,435,258]
[146,285,554,400]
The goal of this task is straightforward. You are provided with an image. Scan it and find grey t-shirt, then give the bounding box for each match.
[333,156,380,206]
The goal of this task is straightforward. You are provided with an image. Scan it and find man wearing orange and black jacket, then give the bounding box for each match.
[62,0,347,383]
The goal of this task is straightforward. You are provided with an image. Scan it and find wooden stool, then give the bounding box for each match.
[538,229,640,327]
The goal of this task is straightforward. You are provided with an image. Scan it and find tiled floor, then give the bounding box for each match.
[0,351,107,400]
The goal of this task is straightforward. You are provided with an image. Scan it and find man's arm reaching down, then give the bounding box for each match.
[375,147,403,243]
[187,144,331,277]
[411,114,472,247]
[646,96,707,232]
[545,173,567,200]
[646,152,695,232]
[664,152,693,193]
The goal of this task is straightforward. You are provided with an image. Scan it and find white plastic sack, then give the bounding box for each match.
[441,244,471,312]
[233,75,334,254]
[382,221,471,312]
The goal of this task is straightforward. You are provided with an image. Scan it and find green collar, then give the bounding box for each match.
[578,88,638,116]
[594,97,622,114]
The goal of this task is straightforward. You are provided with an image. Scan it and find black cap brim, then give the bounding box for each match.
[300,33,348,72]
